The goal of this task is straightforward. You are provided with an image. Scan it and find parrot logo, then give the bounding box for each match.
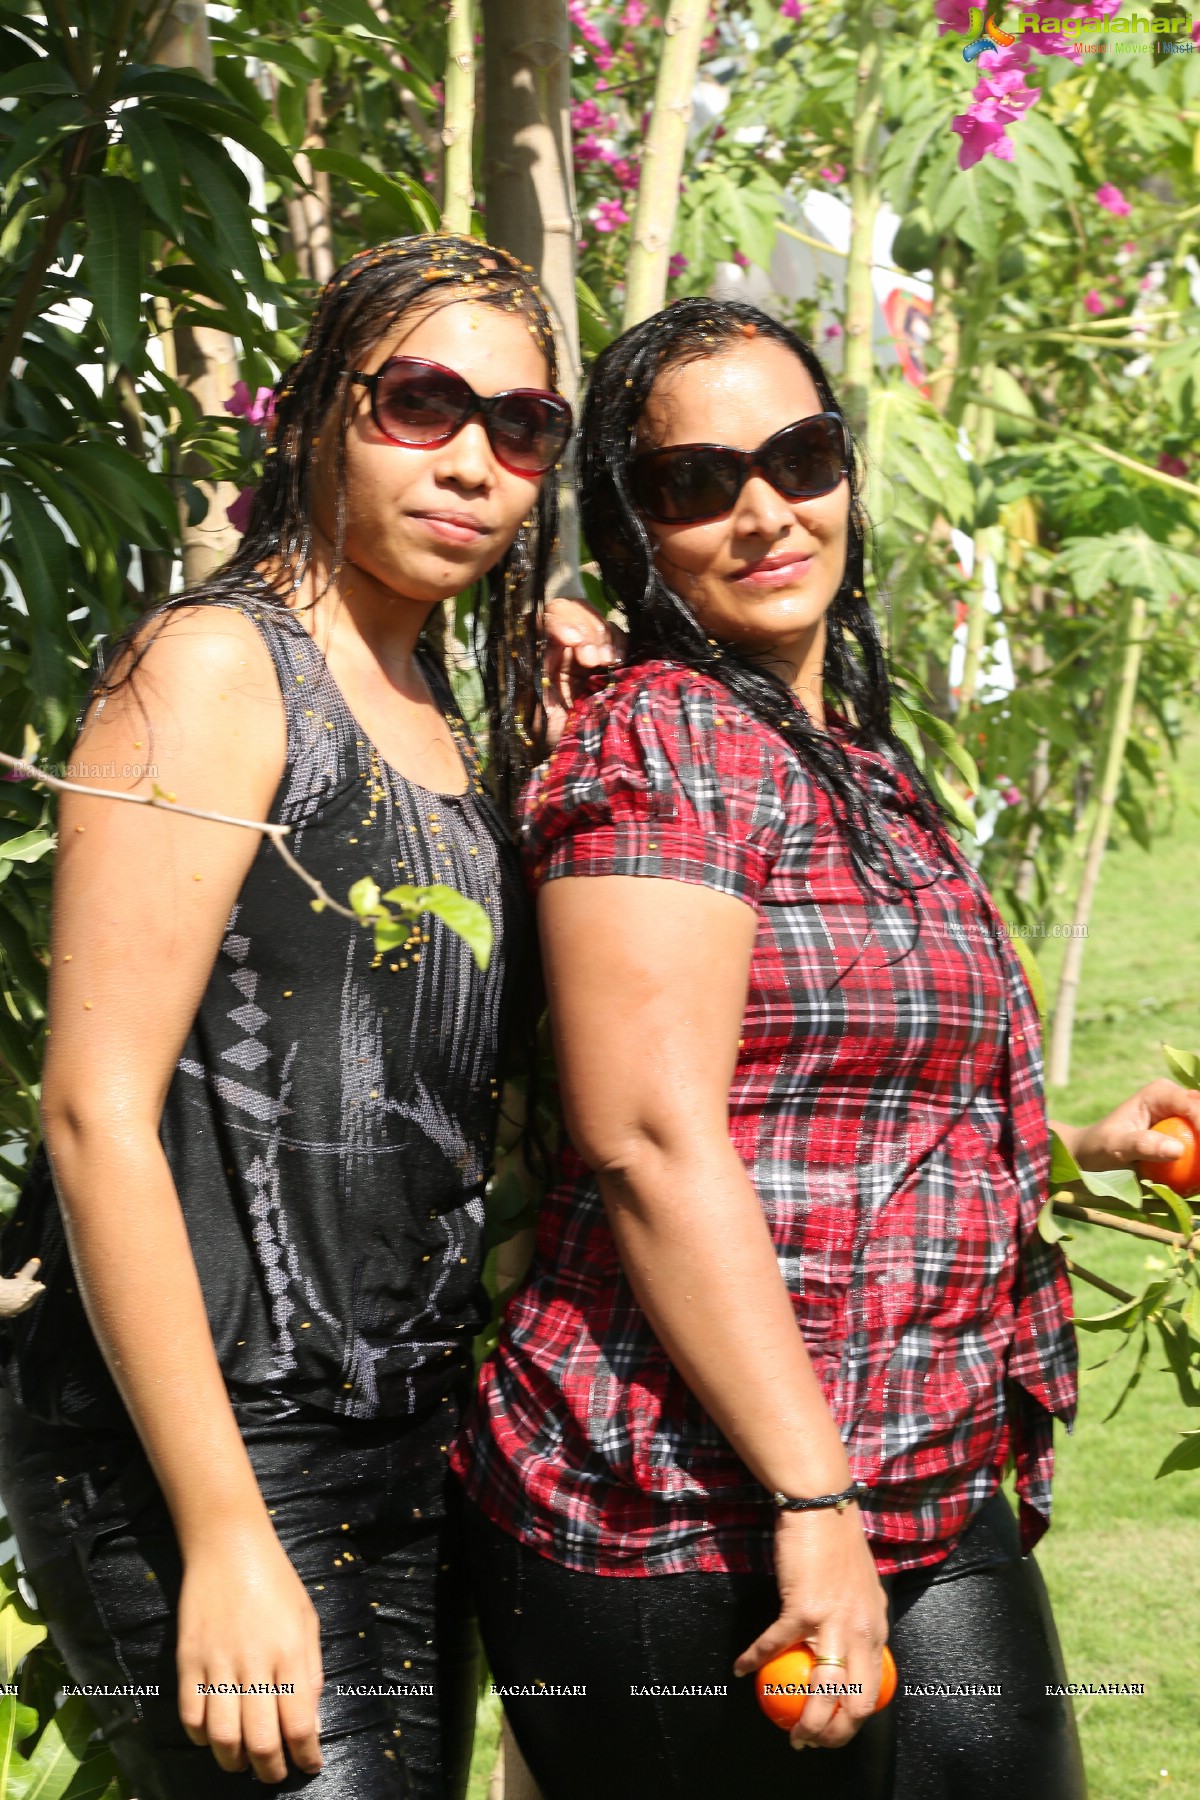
[962,8,1016,60]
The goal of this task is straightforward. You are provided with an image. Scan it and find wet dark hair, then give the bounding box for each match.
[579,296,959,917]
[93,233,561,819]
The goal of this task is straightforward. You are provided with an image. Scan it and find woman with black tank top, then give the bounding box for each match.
[0,235,611,1800]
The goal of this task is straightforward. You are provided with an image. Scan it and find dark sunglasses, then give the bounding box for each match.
[630,412,851,524]
[349,355,573,477]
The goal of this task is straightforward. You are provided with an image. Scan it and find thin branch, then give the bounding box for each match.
[47,0,91,90]
[1064,1258,1134,1305]
[1052,1196,1196,1251]
[972,398,1200,501]
[0,751,358,922]
[777,219,848,259]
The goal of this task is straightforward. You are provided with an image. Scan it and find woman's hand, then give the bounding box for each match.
[177,1523,324,1783]
[541,596,624,751]
[734,1507,889,1752]
[1051,1080,1200,1173]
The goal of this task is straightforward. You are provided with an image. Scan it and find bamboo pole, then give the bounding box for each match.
[481,0,583,596]
[840,0,885,441]
[621,0,708,329]
[1047,591,1150,1087]
[955,368,997,717]
[442,0,476,234]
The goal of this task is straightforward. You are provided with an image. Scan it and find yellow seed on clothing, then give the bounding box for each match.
[283,990,293,997]
[370,1089,378,1099]
[300,1321,311,1329]
[145,1570,156,1582]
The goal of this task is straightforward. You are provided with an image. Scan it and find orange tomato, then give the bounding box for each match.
[755,1644,897,1731]
[1137,1115,1200,1200]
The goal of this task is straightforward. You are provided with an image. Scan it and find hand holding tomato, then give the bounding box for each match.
[756,1643,897,1733]
[1052,1080,1200,1181]
[1136,1114,1200,1199]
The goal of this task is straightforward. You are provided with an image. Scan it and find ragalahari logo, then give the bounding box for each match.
[963,9,1017,57]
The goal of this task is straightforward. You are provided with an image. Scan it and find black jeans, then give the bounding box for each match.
[0,1379,478,1800]
[463,1490,1088,1800]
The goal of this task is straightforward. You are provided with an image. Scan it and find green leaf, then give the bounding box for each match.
[904,703,980,794]
[318,0,390,31]
[0,59,74,101]
[1037,1196,1069,1244]
[0,480,71,739]
[0,1584,47,1684]
[81,176,144,368]
[1049,1131,1081,1185]
[1156,1427,1200,1478]
[0,831,53,866]
[121,107,186,243]
[173,128,268,299]
[0,96,89,203]
[381,884,493,971]
[17,1694,95,1800]
[1075,1165,1145,1207]
[348,877,382,917]
[866,380,975,529]
[305,148,439,232]
[1181,1284,1200,1343]
[1162,1042,1200,1089]
[1142,1181,1195,1240]
[0,1693,34,1799]
[52,443,178,545]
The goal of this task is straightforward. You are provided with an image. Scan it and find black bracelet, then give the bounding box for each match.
[772,1480,867,1513]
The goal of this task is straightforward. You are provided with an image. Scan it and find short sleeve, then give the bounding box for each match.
[520,665,792,911]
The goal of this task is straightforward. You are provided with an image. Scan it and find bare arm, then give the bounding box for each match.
[40,606,322,1783]
[539,875,888,1750]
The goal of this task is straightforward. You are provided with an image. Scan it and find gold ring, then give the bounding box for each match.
[810,1654,848,1669]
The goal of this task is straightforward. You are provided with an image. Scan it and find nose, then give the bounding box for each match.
[730,470,796,544]
[436,413,495,491]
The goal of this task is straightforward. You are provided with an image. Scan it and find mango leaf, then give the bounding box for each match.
[0,831,53,866]
[120,107,186,243]
[0,1694,35,1798]
[81,176,144,368]
[1141,1180,1196,1240]
[59,1755,122,1800]
[304,147,439,232]
[319,0,388,28]
[927,767,977,835]
[0,1581,47,1684]
[1,96,89,202]
[16,1695,96,1800]
[903,702,980,794]
[1162,1042,1200,1089]
[1156,1427,1200,1478]
[382,884,493,971]
[0,60,74,101]
[1037,1196,1069,1244]
[51,444,177,545]
[0,480,71,739]
[173,128,268,298]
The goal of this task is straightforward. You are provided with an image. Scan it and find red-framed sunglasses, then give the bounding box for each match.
[630,412,851,524]
[349,356,573,477]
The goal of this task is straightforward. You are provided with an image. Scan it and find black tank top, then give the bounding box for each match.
[0,589,532,1426]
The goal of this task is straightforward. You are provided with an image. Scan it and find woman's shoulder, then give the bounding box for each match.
[566,657,791,758]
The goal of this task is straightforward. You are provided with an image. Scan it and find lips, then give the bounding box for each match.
[411,511,490,545]
[731,552,815,588]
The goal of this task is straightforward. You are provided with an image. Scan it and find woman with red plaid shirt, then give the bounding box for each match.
[451,299,1200,1799]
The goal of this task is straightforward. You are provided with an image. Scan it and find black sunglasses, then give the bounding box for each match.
[349,355,573,477]
[630,413,851,524]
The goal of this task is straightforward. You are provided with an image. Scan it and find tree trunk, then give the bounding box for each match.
[955,364,996,716]
[1014,581,1049,904]
[156,1,240,583]
[481,0,583,595]
[622,0,709,329]
[841,0,885,441]
[443,0,477,233]
[290,82,336,286]
[1046,590,1149,1087]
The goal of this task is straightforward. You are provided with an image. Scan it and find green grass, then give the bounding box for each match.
[1022,726,1200,1800]
[463,731,1200,1800]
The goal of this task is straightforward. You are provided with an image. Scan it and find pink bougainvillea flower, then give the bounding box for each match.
[1095,183,1131,217]
[621,0,647,23]
[1139,274,1154,291]
[227,486,256,534]
[611,157,640,191]
[668,252,689,280]
[224,381,275,426]
[1001,786,1022,808]
[1121,240,1136,254]
[951,66,1039,168]
[824,323,842,340]
[732,249,750,268]
[571,99,605,131]
[591,197,630,234]
[1083,288,1106,315]
[1158,452,1189,479]
[781,0,805,17]
[819,163,846,184]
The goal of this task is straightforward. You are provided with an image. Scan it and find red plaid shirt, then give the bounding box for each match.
[452,662,1077,1576]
